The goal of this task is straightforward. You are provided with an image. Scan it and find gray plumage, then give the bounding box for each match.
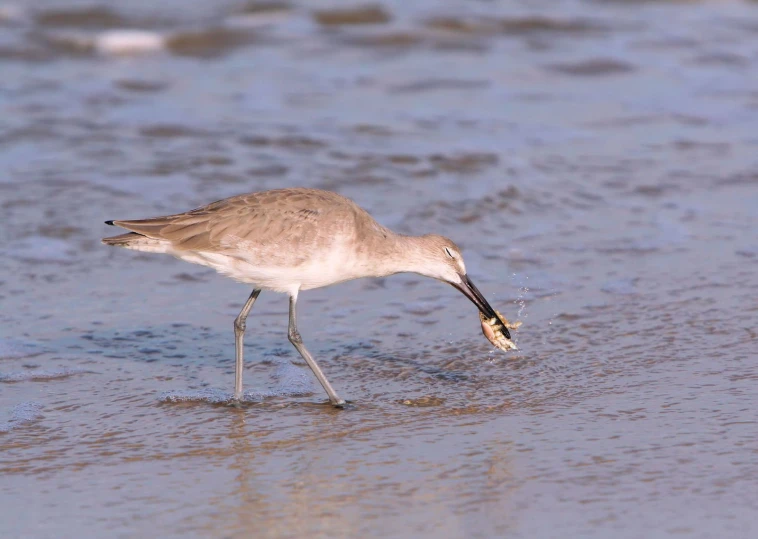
[103,187,506,406]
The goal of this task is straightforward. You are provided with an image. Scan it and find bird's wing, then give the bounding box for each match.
[110,189,355,260]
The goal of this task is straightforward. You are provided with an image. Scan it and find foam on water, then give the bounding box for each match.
[159,387,236,404]
[95,30,165,55]
[270,357,314,394]
[41,29,166,57]
[0,402,42,433]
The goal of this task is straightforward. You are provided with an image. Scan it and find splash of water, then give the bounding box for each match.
[514,273,529,347]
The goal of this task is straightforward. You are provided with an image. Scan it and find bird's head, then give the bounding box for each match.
[413,235,504,335]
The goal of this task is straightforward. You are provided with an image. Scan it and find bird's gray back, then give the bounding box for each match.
[112,188,384,267]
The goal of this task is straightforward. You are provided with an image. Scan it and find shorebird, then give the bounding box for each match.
[102,187,511,407]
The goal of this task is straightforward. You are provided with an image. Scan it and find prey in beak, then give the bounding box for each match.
[453,274,511,340]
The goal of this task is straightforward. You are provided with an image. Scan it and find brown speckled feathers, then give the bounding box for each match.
[107,188,375,263]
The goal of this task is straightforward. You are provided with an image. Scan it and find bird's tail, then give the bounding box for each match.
[102,229,172,254]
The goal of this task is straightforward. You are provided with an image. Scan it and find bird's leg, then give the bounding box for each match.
[288,294,346,408]
[234,289,261,401]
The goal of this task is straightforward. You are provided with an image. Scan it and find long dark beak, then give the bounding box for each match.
[452,274,511,339]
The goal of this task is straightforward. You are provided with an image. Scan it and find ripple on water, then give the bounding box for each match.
[0,367,88,383]
[0,339,45,360]
[4,236,78,263]
[313,5,392,26]
[160,358,314,404]
[424,14,612,36]
[736,246,758,259]
[601,278,639,295]
[166,27,260,58]
[35,6,129,29]
[546,58,636,76]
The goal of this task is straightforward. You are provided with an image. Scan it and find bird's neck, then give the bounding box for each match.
[361,232,430,278]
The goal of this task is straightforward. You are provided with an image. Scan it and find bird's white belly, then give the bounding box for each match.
[173,248,362,294]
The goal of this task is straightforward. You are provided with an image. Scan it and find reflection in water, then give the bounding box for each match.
[206,407,520,537]
[221,410,264,537]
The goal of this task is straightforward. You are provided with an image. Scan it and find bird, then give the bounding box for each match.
[102,187,509,407]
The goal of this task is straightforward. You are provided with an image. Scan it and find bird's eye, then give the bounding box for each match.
[444,247,456,259]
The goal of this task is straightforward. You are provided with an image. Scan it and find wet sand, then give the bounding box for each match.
[1,0,758,537]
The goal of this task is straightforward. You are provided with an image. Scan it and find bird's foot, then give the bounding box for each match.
[331,398,349,409]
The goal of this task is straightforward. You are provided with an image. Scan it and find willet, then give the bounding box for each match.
[103,187,511,407]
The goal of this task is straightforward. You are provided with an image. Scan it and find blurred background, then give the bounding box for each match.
[1,1,757,537]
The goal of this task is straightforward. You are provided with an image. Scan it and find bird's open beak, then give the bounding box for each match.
[452,274,512,339]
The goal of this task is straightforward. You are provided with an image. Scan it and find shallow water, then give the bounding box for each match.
[1,0,758,537]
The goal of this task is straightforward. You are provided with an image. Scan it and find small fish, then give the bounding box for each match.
[479,310,520,351]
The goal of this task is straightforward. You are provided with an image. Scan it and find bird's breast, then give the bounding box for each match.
[295,244,365,290]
